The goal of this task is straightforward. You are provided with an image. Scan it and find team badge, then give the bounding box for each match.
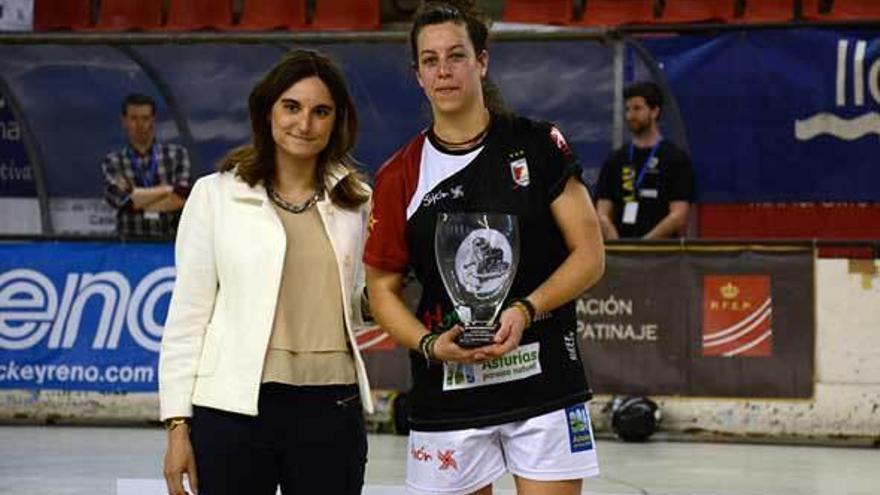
[509,149,530,187]
[565,403,594,453]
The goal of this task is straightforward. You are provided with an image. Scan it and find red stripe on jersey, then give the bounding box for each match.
[363,133,426,273]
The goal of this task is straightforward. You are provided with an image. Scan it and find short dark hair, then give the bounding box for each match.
[624,82,663,112]
[121,94,156,116]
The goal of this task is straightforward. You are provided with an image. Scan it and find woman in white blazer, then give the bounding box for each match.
[160,50,373,495]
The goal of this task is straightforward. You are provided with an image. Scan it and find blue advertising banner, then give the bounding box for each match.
[0,242,173,392]
[0,90,35,197]
[643,28,880,202]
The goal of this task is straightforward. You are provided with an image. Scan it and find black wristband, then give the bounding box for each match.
[418,333,438,362]
[510,297,537,322]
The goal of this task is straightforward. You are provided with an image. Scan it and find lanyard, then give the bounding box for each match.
[127,144,160,187]
[628,139,661,192]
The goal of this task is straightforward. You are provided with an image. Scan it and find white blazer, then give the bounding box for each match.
[159,165,374,419]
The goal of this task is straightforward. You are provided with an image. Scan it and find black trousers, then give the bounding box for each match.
[190,383,367,495]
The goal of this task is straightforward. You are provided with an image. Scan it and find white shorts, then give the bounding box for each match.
[406,402,599,495]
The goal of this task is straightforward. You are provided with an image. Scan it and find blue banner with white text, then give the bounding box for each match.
[0,242,173,392]
[642,28,880,202]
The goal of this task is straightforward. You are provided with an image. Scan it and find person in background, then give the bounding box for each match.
[595,81,695,240]
[364,1,605,494]
[101,93,191,238]
[160,50,373,495]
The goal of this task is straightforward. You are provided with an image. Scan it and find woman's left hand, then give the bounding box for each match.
[481,306,528,358]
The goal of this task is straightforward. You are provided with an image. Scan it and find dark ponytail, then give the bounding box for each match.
[409,0,508,116]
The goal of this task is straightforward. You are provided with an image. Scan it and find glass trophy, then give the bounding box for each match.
[434,213,520,348]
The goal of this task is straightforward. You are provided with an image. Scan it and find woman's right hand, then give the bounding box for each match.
[431,326,493,363]
[163,426,198,495]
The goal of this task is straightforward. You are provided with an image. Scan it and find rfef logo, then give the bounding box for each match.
[702,275,773,357]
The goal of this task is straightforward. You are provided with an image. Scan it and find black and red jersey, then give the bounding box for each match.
[365,114,592,431]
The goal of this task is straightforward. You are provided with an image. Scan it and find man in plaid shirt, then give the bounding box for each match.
[101,94,192,238]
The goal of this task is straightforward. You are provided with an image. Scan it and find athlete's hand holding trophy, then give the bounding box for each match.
[434,213,520,348]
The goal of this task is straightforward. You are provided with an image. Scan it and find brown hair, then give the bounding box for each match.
[409,0,508,116]
[219,49,369,209]
[624,81,664,117]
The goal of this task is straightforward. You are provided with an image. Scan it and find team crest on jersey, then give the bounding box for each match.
[508,149,530,187]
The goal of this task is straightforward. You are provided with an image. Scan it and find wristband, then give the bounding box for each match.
[509,302,532,328]
[510,297,537,323]
[427,334,439,361]
[418,332,439,362]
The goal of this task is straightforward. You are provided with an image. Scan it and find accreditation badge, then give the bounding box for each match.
[622,201,639,225]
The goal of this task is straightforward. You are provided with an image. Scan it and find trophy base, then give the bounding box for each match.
[456,325,498,348]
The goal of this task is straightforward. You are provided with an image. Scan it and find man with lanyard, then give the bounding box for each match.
[596,81,695,239]
[101,94,191,238]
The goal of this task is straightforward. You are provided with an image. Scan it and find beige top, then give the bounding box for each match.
[261,202,356,385]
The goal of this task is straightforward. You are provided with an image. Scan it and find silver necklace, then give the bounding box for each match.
[267,185,321,214]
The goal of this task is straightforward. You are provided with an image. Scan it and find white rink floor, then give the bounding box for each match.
[0,426,878,495]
